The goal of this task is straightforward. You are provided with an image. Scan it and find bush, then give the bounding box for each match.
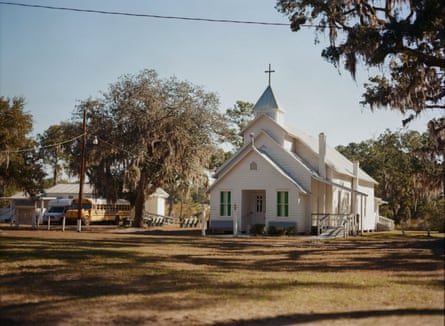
[267,225,286,236]
[286,225,296,235]
[250,224,265,235]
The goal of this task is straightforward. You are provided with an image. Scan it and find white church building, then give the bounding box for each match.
[208,78,383,235]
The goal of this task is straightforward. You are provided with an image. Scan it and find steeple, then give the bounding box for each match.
[253,64,285,124]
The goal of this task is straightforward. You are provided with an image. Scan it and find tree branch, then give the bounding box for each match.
[402,47,445,68]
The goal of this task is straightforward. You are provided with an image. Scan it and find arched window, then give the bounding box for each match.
[250,161,257,170]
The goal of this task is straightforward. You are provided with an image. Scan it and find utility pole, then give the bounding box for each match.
[77,108,87,232]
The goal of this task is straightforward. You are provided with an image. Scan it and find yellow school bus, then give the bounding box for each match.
[65,198,131,225]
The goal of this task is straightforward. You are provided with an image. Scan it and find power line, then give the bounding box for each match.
[0,1,290,27]
[0,134,83,154]
[95,137,137,158]
[1,134,162,168]
[96,137,163,166]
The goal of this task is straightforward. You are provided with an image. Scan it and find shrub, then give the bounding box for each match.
[250,224,265,235]
[267,225,286,236]
[286,225,296,235]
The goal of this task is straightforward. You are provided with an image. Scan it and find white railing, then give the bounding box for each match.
[377,215,395,231]
[311,214,354,236]
[143,212,180,225]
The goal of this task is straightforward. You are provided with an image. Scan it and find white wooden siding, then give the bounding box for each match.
[244,116,285,146]
[254,132,312,191]
[329,173,377,231]
[357,181,376,231]
[209,150,309,232]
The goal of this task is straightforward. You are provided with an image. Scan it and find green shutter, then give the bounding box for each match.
[220,191,232,216]
[227,192,231,216]
[284,192,289,216]
[220,192,225,216]
[277,191,281,216]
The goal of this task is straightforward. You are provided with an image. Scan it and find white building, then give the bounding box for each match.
[208,83,381,235]
[44,183,95,199]
[145,188,169,217]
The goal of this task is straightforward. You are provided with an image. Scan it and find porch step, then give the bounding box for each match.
[316,227,345,239]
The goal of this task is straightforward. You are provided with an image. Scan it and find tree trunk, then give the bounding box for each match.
[168,194,174,216]
[442,159,445,197]
[167,185,175,216]
[133,172,147,227]
[52,163,58,186]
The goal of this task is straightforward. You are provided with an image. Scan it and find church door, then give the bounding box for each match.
[241,190,266,233]
[252,191,266,226]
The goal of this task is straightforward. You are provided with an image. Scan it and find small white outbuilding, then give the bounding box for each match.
[145,188,169,217]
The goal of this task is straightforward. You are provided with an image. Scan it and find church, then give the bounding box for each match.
[208,68,382,235]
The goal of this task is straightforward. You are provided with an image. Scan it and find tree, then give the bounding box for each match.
[0,97,46,197]
[76,70,224,227]
[223,100,254,151]
[427,117,445,195]
[208,148,232,170]
[38,123,73,185]
[276,0,444,131]
[337,129,443,227]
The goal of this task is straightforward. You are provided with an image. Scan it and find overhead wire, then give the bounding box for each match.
[0,1,291,27]
[0,134,84,154]
[0,1,377,155]
[0,2,291,155]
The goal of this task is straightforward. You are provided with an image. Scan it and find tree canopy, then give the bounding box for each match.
[223,100,254,151]
[276,0,444,132]
[337,129,443,231]
[71,70,223,226]
[38,123,74,186]
[0,97,45,197]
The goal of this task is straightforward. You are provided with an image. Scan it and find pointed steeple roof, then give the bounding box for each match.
[253,85,281,111]
[252,85,285,124]
[252,65,285,124]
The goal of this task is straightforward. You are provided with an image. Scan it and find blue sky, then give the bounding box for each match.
[0,0,436,147]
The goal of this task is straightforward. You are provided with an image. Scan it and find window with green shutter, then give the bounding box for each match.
[277,191,289,217]
[220,191,232,217]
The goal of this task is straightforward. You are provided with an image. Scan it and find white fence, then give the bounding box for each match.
[377,215,395,231]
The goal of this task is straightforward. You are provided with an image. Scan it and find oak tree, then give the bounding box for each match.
[276,0,444,134]
[0,97,45,197]
[337,130,443,230]
[75,70,223,227]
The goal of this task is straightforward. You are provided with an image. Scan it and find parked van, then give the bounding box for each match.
[43,199,72,224]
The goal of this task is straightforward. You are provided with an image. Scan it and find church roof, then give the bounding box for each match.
[208,143,309,194]
[253,86,283,112]
[283,124,377,184]
[256,147,309,194]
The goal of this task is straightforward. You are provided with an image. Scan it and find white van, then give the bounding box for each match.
[43,199,72,224]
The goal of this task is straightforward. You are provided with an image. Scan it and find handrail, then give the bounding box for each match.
[316,214,329,235]
[311,213,354,236]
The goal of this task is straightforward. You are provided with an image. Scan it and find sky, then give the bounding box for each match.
[0,0,437,148]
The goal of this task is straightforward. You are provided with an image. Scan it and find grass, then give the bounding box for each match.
[0,225,444,325]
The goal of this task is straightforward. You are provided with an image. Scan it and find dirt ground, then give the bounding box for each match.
[0,224,444,326]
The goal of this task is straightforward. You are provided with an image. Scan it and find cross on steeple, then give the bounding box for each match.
[264,64,275,86]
